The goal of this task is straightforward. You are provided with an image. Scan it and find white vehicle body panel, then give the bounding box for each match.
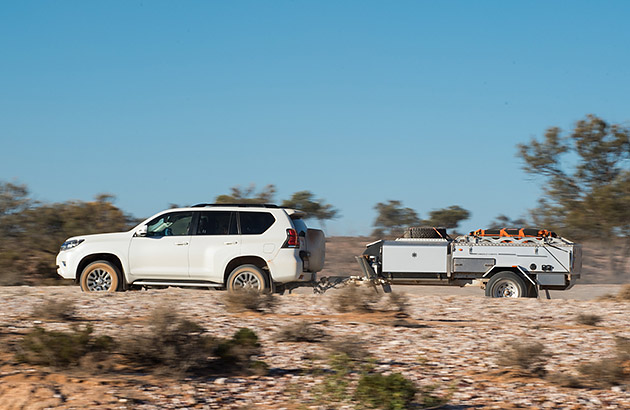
[188,234,241,282]
[128,235,191,279]
[56,205,324,288]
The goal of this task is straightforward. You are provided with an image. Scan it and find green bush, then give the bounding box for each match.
[16,324,113,368]
[215,328,266,375]
[355,372,417,410]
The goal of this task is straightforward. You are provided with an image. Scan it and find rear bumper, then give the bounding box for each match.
[268,250,308,283]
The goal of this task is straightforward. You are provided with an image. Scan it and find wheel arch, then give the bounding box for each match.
[482,266,536,287]
[76,253,125,285]
[223,256,270,285]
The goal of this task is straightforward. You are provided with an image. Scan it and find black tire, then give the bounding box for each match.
[79,260,122,293]
[226,264,269,293]
[403,226,447,239]
[485,271,530,298]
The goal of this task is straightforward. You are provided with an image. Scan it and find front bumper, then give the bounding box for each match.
[55,251,77,279]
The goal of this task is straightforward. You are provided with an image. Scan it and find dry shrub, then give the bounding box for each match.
[123,305,218,375]
[598,285,630,302]
[330,284,382,313]
[124,306,266,376]
[546,372,582,388]
[276,321,327,343]
[618,285,630,301]
[576,313,602,326]
[387,292,409,313]
[16,324,114,368]
[577,336,630,387]
[497,340,549,377]
[596,293,617,301]
[31,298,77,321]
[578,360,625,387]
[325,336,370,362]
[224,289,276,313]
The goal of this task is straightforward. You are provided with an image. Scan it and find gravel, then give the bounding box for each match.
[1,285,630,409]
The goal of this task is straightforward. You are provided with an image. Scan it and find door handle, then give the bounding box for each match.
[175,242,189,246]
[224,241,238,245]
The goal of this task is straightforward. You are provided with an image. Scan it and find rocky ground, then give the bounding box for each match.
[1,285,630,409]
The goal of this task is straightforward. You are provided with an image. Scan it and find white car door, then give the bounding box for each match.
[188,211,240,282]
[128,211,193,279]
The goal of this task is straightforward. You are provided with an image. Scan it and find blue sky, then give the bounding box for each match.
[1,1,629,235]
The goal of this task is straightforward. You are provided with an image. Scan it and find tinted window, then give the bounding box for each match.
[292,218,308,236]
[196,211,237,235]
[239,212,275,235]
[147,212,193,237]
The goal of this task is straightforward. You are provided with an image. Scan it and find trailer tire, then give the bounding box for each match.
[403,227,447,239]
[485,271,530,298]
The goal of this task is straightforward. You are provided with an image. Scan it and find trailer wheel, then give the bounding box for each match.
[485,271,530,298]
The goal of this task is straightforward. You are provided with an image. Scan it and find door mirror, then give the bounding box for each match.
[135,225,148,237]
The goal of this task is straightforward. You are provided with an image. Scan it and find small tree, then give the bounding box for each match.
[423,205,470,231]
[517,114,630,239]
[281,191,338,224]
[215,184,276,204]
[372,200,420,237]
[518,114,630,275]
[488,214,528,229]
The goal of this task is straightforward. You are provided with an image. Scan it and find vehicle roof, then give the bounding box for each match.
[162,203,302,216]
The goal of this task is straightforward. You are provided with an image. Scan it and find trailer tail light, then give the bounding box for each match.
[283,229,299,248]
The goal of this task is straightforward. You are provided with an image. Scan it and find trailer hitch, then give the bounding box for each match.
[311,255,392,294]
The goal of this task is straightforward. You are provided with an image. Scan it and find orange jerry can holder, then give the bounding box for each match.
[470,228,557,239]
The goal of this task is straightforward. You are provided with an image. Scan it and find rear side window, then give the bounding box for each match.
[292,218,308,236]
[240,212,275,235]
[196,211,237,235]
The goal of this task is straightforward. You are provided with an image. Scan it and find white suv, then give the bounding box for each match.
[56,204,325,293]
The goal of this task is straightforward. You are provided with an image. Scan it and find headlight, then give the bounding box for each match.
[60,239,84,251]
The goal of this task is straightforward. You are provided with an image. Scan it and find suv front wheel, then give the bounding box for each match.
[79,261,121,293]
[227,265,269,293]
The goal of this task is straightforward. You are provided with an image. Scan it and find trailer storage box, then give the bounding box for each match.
[382,239,449,273]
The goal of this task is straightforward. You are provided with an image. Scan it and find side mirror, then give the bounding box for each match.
[135,226,148,237]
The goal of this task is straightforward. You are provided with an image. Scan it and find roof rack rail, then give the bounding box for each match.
[191,203,280,208]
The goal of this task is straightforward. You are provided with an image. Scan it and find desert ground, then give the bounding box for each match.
[1,237,630,409]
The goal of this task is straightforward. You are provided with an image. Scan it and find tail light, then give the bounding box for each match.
[283,228,299,248]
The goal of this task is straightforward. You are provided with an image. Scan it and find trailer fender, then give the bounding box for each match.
[482,266,536,287]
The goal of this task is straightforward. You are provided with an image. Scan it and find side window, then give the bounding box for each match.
[196,211,237,235]
[239,212,275,235]
[147,212,193,237]
[292,218,308,236]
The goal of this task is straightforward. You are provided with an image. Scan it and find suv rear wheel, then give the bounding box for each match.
[79,261,121,293]
[227,264,269,293]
